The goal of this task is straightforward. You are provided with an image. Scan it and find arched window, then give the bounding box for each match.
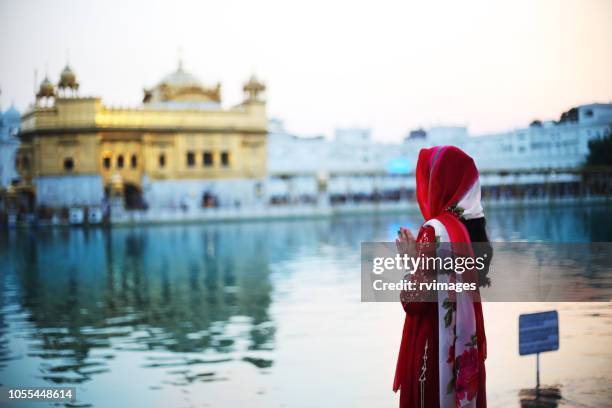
[103,156,111,170]
[202,151,213,167]
[158,153,166,168]
[117,155,124,169]
[131,154,138,168]
[186,151,195,167]
[221,151,230,167]
[63,158,74,172]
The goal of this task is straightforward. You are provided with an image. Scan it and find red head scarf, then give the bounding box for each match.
[416,146,479,221]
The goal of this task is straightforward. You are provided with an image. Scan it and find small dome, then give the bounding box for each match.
[37,76,55,98]
[3,105,20,123]
[243,74,265,93]
[59,65,78,89]
[243,74,266,102]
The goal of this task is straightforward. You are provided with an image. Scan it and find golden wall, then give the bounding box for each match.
[17,97,267,190]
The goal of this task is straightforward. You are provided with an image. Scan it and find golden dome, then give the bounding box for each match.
[58,65,79,90]
[37,76,55,98]
[143,60,221,106]
[160,61,203,88]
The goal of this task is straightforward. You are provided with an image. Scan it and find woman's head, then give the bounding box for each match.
[415,146,479,220]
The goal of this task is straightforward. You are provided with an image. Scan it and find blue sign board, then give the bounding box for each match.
[519,311,559,356]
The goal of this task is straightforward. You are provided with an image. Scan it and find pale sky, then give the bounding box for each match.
[0,0,611,141]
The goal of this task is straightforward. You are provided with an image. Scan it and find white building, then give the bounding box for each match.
[266,103,612,200]
[267,121,408,202]
[436,104,612,171]
[0,105,20,188]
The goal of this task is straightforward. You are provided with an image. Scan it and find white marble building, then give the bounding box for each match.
[0,105,20,188]
[267,103,612,200]
[418,104,612,171]
[267,120,406,201]
[35,175,104,207]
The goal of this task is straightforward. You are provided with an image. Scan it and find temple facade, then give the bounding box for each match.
[16,62,267,210]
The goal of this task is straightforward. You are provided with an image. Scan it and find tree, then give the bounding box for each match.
[586,132,612,167]
[529,120,543,127]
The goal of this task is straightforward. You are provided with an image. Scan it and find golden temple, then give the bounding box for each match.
[16,61,267,209]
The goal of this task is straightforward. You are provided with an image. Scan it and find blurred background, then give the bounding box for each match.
[0,0,611,407]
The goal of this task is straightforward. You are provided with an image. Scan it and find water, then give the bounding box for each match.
[0,204,611,407]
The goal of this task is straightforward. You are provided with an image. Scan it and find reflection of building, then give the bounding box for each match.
[17,62,267,210]
[5,224,276,385]
[0,104,20,188]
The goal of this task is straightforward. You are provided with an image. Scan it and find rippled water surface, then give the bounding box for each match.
[1,204,611,407]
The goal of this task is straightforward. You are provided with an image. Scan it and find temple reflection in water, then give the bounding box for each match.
[3,224,278,385]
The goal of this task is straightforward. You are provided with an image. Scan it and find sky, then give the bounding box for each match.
[0,0,611,142]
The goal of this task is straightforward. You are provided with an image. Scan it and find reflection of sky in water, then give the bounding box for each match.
[0,203,611,407]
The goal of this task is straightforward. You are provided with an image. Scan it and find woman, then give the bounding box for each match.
[393,146,491,408]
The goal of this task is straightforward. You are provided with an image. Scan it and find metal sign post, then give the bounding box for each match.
[519,310,559,390]
[536,352,540,390]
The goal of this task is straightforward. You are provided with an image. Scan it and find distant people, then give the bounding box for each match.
[202,192,218,208]
[394,146,491,408]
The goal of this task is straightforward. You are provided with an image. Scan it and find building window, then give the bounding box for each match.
[103,157,111,170]
[203,151,213,167]
[117,155,124,168]
[64,157,74,172]
[159,153,166,168]
[22,156,30,170]
[186,151,195,167]
[131,154,138,168]
[221,151,230,167]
